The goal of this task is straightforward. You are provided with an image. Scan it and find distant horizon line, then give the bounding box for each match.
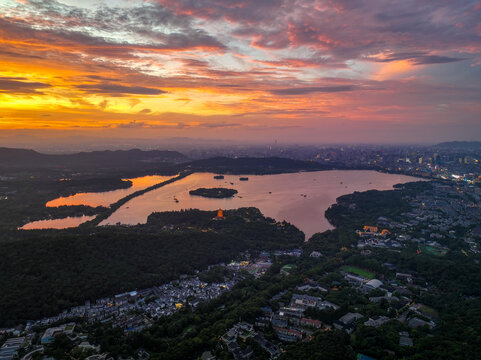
[0,139,480,154]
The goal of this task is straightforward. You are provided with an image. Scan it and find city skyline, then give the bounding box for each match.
[1,0,481,144]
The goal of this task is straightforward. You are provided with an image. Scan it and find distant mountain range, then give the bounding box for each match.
[0,148,331,174]
[185,156,334,174]
[0,147,188,170]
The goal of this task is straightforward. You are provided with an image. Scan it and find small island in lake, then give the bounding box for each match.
[189,187,238,198]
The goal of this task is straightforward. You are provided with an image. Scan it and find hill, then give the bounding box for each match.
[0,148,187,170]
[0,148,337,175]
[185,156,334,174]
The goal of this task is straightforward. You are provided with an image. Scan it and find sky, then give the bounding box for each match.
[0,0,480,145]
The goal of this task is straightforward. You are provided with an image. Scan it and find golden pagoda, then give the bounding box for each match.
[381,229,391,237]
[217,208,224,218]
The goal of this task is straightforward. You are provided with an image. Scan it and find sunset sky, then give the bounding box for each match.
[1,0,481,144]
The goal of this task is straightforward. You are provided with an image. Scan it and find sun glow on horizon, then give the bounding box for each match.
[0,0,479,141]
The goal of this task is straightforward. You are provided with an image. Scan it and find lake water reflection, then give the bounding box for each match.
[46,175,175,208]
[101,170,422,239]
[20,215,96,230]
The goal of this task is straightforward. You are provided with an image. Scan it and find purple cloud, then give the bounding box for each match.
[269,85,357,95]
[0,77,51,94]
[76,83,167,96]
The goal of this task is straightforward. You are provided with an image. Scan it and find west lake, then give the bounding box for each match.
[97,170,422,239]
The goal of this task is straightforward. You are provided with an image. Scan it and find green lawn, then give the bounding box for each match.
[419,304,438,318]
[341,265,375,279]
[281,264,296,275]
[424,245,447,257]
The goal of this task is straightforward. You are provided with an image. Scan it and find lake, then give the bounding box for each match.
[20,215,96,230]
[99,170,422,239]
[46,175,175,208]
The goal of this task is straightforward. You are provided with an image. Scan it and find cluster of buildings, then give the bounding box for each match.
[342,271,383,295]
[355,181,481,255]
[220,322,257,360]
[41,323,75,344]
[226,251,274,278]
[2,326,103,360]
[258,290,335,343]
[335,145,481,181]
[198,143,481,183]
[406,182,481,253]
[19,274,238,335]
[0,252,280,359]
[0,275,239,359]
[220,321,284,360]
[0,337,25,360]
[194,226,445,357]
[356,226,403,249]
[213,259,439,359]
[19,250,279,335]
[339,266,438,337]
